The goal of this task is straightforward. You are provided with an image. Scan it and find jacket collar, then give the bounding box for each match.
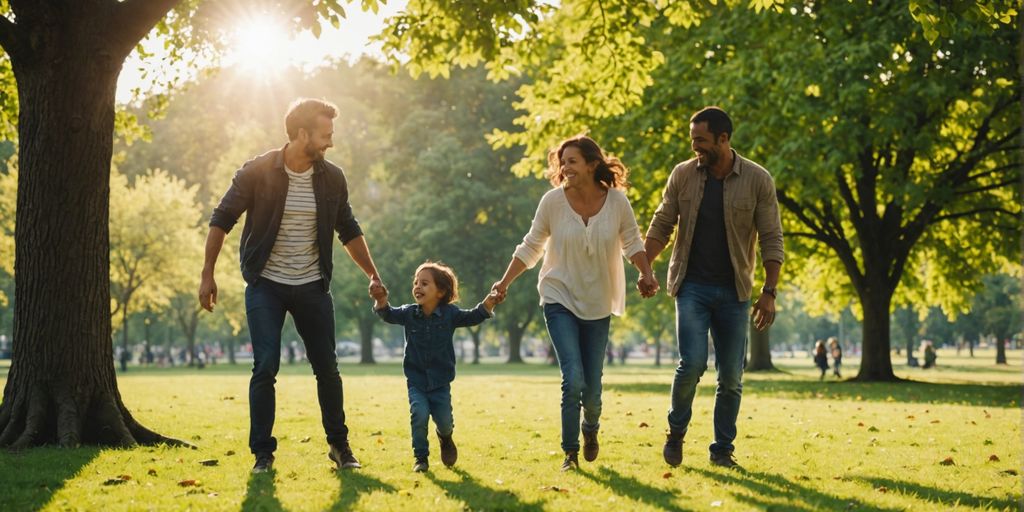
[275,143,325,175]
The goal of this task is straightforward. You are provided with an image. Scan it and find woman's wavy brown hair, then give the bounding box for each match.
[546,135,629,190]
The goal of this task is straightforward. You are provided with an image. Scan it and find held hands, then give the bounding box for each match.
[751,292,776,331]
[368,275,388,309]
[637,273,659,298]
[490,280,509,304]
[483,289,504,312]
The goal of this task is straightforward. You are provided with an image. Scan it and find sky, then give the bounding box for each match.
[116,2,404,105]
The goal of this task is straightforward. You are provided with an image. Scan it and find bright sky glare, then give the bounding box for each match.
[116,2,404,105]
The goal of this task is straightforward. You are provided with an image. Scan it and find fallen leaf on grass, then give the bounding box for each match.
[710,500,723,507]
[221,396,235,400]
[300,436,311,443]
[625,411,633,416]
[876,486,888,493]
[662,472,672,479]
[225,450,235,456]
[540,486,570,493]
[867,426,879,432]
[178,480,201,487]
[369,431,383,436]
[989,455,1000,462]
[147,469,157,477]
[1000,469,1018,476]
[857,422,864,427]
[102,475,132,486]
[638,422,649,428]
[199,459,219,467]
[939,457,955,466]
[376,438,385,445]
[930,420,940,424]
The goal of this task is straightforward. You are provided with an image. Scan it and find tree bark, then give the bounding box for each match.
[358,315,376,364]
[0,1,186,449]
[996,337,1007,364]
[853,287,899,381]
[505,305,535,364]
[745,319,776,372]
[467,326,482,365]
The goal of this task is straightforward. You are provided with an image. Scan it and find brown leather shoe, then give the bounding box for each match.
[328,441,361,469]
[438,433,458,467]
[582,429,599,462]
[663,431,684,466]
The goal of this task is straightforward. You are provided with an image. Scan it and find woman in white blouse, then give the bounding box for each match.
[491,135,659,471]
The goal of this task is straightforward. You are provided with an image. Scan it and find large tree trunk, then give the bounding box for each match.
[854,288,899,381]
[505,306,535,364]
[0,1,185,449]
[745,319,776,372]
[995,337,1007,364]
[468,326,482,365]
[654,339,661,367]
[358,315,375,364]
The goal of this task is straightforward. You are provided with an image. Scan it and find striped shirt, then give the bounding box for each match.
[260,165,321,285]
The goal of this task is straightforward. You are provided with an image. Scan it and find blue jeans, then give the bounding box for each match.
[246,279,348,454]
[408,384,454,459]
[668,281,749,455]
[543,302,610,453]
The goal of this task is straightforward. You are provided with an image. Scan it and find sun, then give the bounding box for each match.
[228,16,292,73]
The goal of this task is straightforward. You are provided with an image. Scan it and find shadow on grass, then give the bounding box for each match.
[330,470,397,511]
[577,466,687,511]
[690,466,900,512]
[0,446,100,511]
[604,379,1019,407]
[858,476,1021,510]
[242,470,284,512]
[427,467,546,511]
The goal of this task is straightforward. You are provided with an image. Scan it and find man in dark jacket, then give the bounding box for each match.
[199,98,385,473]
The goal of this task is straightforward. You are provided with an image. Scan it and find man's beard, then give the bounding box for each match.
[696,148,718,171]
[305,144,326,161]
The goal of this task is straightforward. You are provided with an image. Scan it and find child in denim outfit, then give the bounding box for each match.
[370,261,500,472]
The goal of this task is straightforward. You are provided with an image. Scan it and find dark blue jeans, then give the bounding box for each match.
[668,281,749,455]
[246,279,348,454]
[543,302,610,453]
[408,384,454,459]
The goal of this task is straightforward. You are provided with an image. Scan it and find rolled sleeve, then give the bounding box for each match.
[755,174,785,264]
[512,195,551,269]
[645,165,682,245]
[334,172,364,245]
[617,192,645,259]
[209,168,252,233]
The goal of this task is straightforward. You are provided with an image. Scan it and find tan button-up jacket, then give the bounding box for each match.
[645,150,784,300]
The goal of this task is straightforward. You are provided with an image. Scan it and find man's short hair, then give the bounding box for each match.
[690,106,733,142]
[285,98,338,141]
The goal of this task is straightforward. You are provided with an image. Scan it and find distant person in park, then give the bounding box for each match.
[644,107,784,469]
[371,261,501,472]
[922,340,937,369]
[198,98,386,474]
[490,135,658,472]
[813,340,829,380]
[828,336,842,378]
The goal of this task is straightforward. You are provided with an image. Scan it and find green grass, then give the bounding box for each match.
[0,348,1020,511]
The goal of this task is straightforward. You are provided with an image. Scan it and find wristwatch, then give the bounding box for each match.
[761,285,777,298]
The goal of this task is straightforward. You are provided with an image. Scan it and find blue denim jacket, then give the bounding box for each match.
[376,302,493,391]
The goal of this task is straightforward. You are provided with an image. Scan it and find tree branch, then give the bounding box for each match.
[0,13,26,62]
[954,179,1017,196]
[932,207,1018,223]
[108,0,182,58]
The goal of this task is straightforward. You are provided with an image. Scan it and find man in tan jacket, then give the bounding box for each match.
[645,106,784,468]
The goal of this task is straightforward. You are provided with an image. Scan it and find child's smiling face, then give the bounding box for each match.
[412,269,446,309]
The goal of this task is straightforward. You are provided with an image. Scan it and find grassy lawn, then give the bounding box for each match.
[0,348,1020,511]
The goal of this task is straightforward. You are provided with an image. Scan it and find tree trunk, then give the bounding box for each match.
[745,318,776,371]
[968,337,975,357]
[0,4,186,448]
[121,306,130,371]
[996,337,1007,364]
[853,288,899,381]
[468,326,482,365]
[358,315,375,364]
[654,339,661,367]
[505,305,535,364]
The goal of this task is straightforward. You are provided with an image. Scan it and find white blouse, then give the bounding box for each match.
[513,187,645,320]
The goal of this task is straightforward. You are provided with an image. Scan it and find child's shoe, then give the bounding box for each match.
[438,433,458,467]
